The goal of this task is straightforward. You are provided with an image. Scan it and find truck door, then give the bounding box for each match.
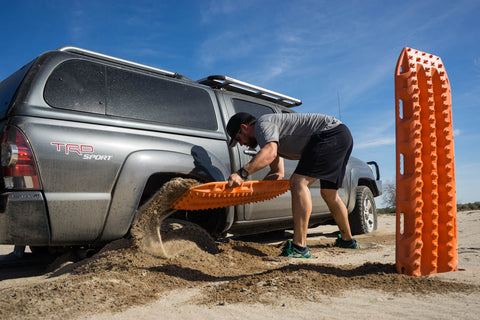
[228,99,328,221]
[230,99,287,221]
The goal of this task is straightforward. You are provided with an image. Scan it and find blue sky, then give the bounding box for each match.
[1,0,479,206]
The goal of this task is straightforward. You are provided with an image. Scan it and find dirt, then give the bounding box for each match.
[0,182,479,319]
[0,235,472,320]
[130,177,202,257]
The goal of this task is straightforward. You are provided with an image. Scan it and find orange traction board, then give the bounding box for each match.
[170,180,290,210]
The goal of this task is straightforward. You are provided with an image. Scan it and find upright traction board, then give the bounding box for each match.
[395,47,457,276]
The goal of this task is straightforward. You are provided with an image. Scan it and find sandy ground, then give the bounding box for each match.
[1,210,479,320]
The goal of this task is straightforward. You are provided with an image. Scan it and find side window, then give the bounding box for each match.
[232,99,274,118]
[106,67,217,130]
[44,60,106,114]
[44,59,218,131]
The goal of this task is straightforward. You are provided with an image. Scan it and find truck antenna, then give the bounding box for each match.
[337,90,342,121]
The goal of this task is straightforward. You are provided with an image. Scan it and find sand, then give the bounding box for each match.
[0,210,479,320]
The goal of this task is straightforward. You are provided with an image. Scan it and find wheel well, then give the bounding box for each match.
[139,173,204,207]
[358,178,379,197]
[139,173,228,238]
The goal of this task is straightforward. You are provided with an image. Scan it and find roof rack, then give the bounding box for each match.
[197,75,302,108]
[57,46,183,79]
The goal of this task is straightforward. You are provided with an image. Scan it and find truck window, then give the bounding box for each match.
[44,60,106,114]
[0,61,34,118]
[232,99,274,118]
[106,67,217,130]
[44,59,218,131]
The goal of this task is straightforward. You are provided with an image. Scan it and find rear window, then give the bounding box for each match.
[44,60,105,114]
[44,59,217,130]
[0,61,34,118]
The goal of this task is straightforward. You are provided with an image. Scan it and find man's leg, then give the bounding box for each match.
[290,173,317,247]
[321,188,353,241]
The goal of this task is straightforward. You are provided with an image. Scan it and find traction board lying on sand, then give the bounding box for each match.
[170,180,290,210]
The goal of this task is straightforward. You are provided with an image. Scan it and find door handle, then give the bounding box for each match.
[243,149,258,156]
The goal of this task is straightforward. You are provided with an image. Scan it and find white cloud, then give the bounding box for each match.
[200,0,252,24]
[69,7,87,42]
[198,31,258,67]
[338,55,395,107]
[354,137,395,150]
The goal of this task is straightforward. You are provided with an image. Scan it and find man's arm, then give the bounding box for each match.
[244,142,278,174]
[228,142,278,187]
[263,155,284,180]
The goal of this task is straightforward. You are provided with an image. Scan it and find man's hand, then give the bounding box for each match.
[228,142,279,187]
[228,173,244,188]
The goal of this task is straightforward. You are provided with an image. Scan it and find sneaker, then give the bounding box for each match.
[334,234,359,249]
[279,240,312,258]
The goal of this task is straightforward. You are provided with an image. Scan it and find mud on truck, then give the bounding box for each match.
[0,46,382,253]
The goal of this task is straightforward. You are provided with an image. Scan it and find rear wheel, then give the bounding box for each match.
[171,208,228,239]
[133,177,219,257]
[349,186,377,235]
[159,219,219,255]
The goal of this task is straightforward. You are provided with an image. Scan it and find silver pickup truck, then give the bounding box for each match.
[0,46,381,249]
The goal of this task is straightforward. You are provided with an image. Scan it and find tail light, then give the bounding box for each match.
[1,126,40,190]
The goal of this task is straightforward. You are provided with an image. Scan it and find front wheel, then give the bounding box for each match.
[349,186,377,235]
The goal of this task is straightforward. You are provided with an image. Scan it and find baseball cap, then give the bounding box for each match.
[226,112,256,147]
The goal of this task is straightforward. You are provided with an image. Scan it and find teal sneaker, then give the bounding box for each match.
[279,240,312,258]
[334,234,359,249]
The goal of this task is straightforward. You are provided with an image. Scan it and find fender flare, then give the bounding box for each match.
[346,165,377,213]
[99,149,231,241]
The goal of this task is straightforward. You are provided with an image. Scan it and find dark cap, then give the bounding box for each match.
[226,112,256,147]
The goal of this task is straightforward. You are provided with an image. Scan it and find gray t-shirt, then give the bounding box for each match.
[254,113,341,160]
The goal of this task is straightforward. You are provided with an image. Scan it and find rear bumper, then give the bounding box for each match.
[0,191,50,245]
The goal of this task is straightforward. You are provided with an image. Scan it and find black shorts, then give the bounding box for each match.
[294,124,353,189]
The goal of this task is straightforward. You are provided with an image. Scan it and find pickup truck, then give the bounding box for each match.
[0,46,382,249]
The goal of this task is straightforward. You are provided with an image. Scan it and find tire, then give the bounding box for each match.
[139,177,228,239]
[134,178,220,257]
[29,246,50,255]
[172,208,228,240]
[159,219,219,255]
[29,246,64,256]
[349,186,377,235]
